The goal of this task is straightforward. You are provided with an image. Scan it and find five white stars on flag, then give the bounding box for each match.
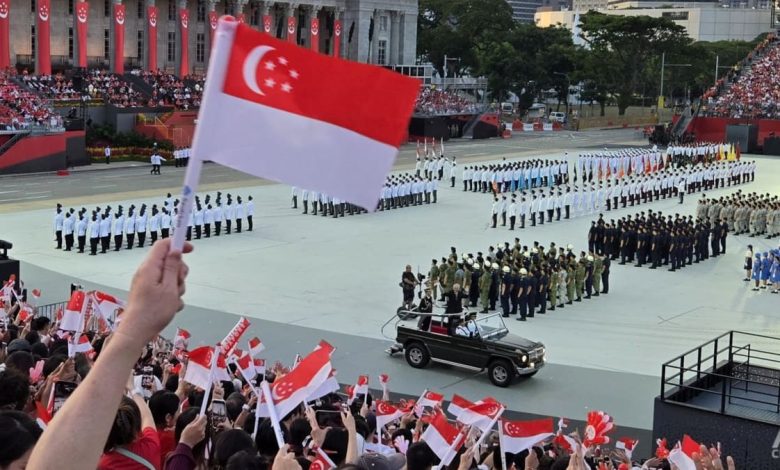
[261,56,299,94]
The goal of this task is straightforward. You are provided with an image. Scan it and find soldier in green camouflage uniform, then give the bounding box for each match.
[548,265,558,311]
[479,263,492,313]
[574,259,586,301]
[592,254,603,297]
[429,259,440,301]
[566,262,576,304]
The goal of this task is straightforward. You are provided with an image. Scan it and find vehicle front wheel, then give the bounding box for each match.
[405,343,430,369]
[488,359,514,387]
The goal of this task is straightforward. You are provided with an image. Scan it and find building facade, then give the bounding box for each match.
[535,2,775,42]
[3,0,418,74]
[506,0,544,22]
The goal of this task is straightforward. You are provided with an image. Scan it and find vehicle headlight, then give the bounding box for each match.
[521,354,528,363]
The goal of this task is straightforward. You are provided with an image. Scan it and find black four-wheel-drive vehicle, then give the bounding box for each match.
[385,311,546,387]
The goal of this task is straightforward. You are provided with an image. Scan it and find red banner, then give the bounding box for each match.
[147,6,158,71]
[286,15,296,44]
[179,8,189,76]
[310,17,319,53]
[208,10,218,45]
[333,19,341,58]
[36,0,51,74]
[113,3,125,74]
[75,1,88,68]
[0,0,10,68]
[262,14,272,35]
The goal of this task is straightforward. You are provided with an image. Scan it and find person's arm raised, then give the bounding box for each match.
[27,239,192,470]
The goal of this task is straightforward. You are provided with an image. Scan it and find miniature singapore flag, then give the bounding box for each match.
[498,418,555,454]
[170,17,419,250]
[667,435,700,470]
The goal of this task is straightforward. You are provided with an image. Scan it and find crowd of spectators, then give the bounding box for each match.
[0,240,741,470]
[139,70,204,110]
[414,87,480,116]
[701,34,780,119]
[20,73,82,101]
[82,69,147,108]
[0,71,60,131]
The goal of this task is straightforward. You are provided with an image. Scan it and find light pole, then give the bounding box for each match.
[659,52,692,109]
[553,71,570,115]
[714,55,731,85]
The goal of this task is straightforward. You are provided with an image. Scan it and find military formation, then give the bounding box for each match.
[665,142,740,167]
[291,171,443,217]
[462,158,570,193]
[697,192,780,239]
[427,241,611,322]
[588,209,729,272]
[486,159,755,231]
[52,191,254,255]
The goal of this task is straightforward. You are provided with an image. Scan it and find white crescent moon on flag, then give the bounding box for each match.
[243,45,274,96]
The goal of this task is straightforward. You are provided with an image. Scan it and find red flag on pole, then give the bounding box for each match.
[147,6,158,71]
[0,0,9,69]
[113,3,126,74]
[75,2,89,68]
[179,8,190,76]
[36,0,51,74]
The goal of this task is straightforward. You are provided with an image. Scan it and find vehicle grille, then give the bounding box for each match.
[530,347,545,362]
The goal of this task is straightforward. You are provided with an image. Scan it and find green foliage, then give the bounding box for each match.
[418,0,514,76]
[86,123,173,150]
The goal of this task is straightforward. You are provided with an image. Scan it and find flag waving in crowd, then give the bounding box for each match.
[172,18,420,251]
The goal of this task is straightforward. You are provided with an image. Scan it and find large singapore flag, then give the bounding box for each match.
[190,19,418,211]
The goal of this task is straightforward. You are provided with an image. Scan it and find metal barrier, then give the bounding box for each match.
[35,301,67,321]
[661,331,780,423]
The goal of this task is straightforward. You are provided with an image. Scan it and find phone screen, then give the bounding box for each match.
[210,399,227,432]
[53,381,78,415]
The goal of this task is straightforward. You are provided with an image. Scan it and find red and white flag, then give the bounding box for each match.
[90,291,125,321]
[174,328,191,349]
[220,317,251,355]
[347,375,369,404]
[67,334,93,356]
[375,400,405,431]
[615,437,638,459]
[415,389,444,415]
[261,342,333,418]
[60,290,87,331]
[499,418,555,455]
[420,409,464,466]
[254,358,266,376]
[307,369,339,402]
[248,336,265,357]
[235,352,257,384]
[378,373,389,391]
[448,395,503,432]
[189,20,419,211]
[184,346,230,390]
[17,304,34,323]
[35,400,53,430]
[310,446,337,470]
[31,288,41,299]
[668,435,700,470]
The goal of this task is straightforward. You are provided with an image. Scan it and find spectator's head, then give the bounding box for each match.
[406,442,438,470]
[214,428,255,467]
[0,369,30,410]
[4,351,34,376]
[225,392,246,423]
[148,391,179,429]
[30,342,48,359]
[321,427,349,465]
[103,396,141,452]
[288,417,312,454]
[175,407,210,463]
[225,450,267,470]
[0,410,42,469]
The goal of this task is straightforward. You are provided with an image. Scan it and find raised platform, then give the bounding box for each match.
[686,116,780,150]
[655,331,780,468]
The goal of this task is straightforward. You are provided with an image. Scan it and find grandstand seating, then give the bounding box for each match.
[0,71,59,130]
[414,86,480,116]
[702,34,780,119]
[138,70,204,110]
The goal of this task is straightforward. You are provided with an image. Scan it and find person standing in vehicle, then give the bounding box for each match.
[428,259,440,301]
[400,265,418,310]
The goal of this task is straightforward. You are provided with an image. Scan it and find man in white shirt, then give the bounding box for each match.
[491,197,499,228]
[89,213,100,256]
[76,212,88,253]
[225,198,235,233]
[147,207,159,244]
[63,209,75,251]
[213,202,223,235]
[135,207,148,247]
[449,158,457,188]
[508,197,517,230]
[53,205,64,249]
[519,197,529,229]
[193,205,204,239]
[235,197,245,232]
[112,209,125,251]
[161,208,172,238]
[291,187,299,209]
[104,146,111,164]
[124,208,136,249]
[99,213,111,254]
[203,205,213,238]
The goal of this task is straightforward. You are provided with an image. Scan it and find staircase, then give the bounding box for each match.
[0,130,31,157]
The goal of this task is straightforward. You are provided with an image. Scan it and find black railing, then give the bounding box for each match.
[661,331,780,424]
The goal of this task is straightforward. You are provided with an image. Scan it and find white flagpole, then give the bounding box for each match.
[497,419,508,470]
[251,384,264,440]
[199,344,219,416]
[473,406,505,449]
[439,428,466,468]
[260,379,286,448]
[170,19,236,252]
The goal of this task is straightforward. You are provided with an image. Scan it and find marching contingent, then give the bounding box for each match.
[51,191,255,254]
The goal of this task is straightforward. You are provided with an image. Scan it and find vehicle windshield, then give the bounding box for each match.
[472,313,509,340]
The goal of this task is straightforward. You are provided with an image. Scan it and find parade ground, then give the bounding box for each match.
[1,128,778,440]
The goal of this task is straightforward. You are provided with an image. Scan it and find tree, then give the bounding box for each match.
[578,12,691,115]
[418,0,514,77]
